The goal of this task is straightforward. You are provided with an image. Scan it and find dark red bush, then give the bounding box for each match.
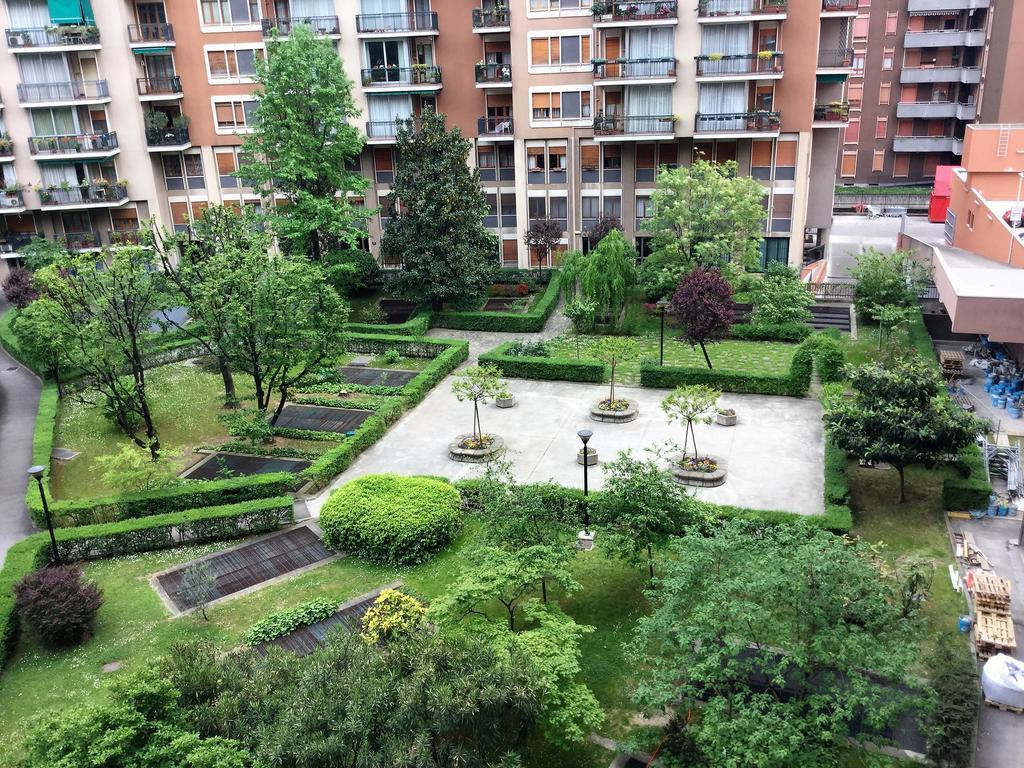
[14,565,104,648]
[515,282,530,297]
[1,267,38,309]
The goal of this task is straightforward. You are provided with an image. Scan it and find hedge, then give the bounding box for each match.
[479,342,607,383]
[942,443,992,511]
[731,321,812,343]
[345,312,430,337]
[23,384,59,514]
[430,272,561,333]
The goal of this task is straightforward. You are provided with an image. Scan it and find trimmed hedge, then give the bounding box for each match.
[731,321,812,343]
[345,312,431,337]
[479,342,607,383]
[431,272,561,333]
[320,474,461,565]
[23,384,59,513]
[243,597,339,645]
[942,443,992,511]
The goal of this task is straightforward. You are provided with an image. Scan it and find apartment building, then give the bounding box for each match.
[0,0,853,279]
[837,0,1024,186]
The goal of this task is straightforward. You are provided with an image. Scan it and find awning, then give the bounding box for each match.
[47,0,94,25]
[36,157,110,165]
[817,74,847,83]
[135,47,170,55]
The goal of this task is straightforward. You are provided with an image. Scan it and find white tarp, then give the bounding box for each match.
[981,654,1024,708]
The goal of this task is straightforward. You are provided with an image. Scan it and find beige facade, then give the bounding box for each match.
[0,0,849,279]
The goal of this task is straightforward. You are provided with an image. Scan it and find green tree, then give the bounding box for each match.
[629,520,924,768]
[238,25,368,260]
[18,235,66,272]
[870,302,916,353]
[751,265,814,326]
[922,634,979,768]
[661,385,720,463]
[850,247,932,318]
[95,444,183,494]
[561,230,636,322]
[9,296,71,392]
[593,335,639,406]
[563,297,597,359]
[383,110,498,309]
[451,364,510,443]
[824,358,987,502]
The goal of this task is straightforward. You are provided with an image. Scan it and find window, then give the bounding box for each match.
[853,17,869,41]
[879,83,891,105]
[527,145,546,183]
[528,196,546,221]
[549,197,568,229]
[603,196,621,221]
[548,144,567,182]
[373,147,394,184]
[529,33,591,70]
[882,47,894,70]
[922,154,939,178]
[841,151,857,177]
[201,0,258,26]
[581,196,599,228]
[528,0,587,13]
[484,194,498,228]
[635,196,653,226]
[532,92,559,120]
[893,154,910,178]
[770,194,792,233]
[213,98,258,133]
[498,146,515,180]
[966,209,975,229]
[775,140,797,181]
[500,194,517,225]
[207,47,261,82]
[885,12,898,35]
[162,154,184,190]
[751,140,772,181]
[581,143,600,182]
[844,117,860,144]
[852,52,866,75]
[875,116,888,138]
[183,153,205,188]
[215,149,237,188]
[635,144,656,183]
[530,88,590,125]
[603,145,621,182]
[847,82,863,107]
[872,150,885,172]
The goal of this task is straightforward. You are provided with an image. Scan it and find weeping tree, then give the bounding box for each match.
[561,229,636,324]
[451,365,510,444]
[661,385,721,463]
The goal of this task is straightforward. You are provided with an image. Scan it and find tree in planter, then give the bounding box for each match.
[523,217,562,279]
[667,265,734,369]
[661,385,720,467]
[238,25,368,261]
[179,561,217,621]
[593,335,639,408]
[383,110,498,310]
[563,297,597,359]
[451,364,510,447]
[824,358,987,502]
[750,263,814,326]
[562,230,636,325]
[850,247,932,318]
[1,266,37,308]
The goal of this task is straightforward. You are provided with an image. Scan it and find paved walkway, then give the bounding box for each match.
[0,303,42,568]
[426,303,571,362]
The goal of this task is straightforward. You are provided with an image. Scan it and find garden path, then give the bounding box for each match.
[425,300,570,363]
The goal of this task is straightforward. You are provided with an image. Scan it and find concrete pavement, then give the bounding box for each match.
[826,214,904,280]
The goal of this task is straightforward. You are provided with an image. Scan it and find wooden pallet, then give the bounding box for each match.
[976,610,1017,657]
[985,698,1024,714]
[973,572,1012,613]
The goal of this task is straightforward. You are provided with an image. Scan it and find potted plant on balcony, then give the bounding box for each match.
[708,52,724,61]
[827,100,845,120]
[591,2,611,19]
[0,134,11,154]
[411,62,429,84]
[172,113,191,138]
[655,2,674,17]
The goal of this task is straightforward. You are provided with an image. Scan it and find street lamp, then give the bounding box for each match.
[28,465,61,566]
[657,299,669,366]
[577,429,595,551]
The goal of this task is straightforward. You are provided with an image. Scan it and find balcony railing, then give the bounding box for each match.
[895,100,977,120]
[593,114,676,135]
[0,231,36,249]
[0,191,25,210]
[695,52,783,76]
[17,79,108,103]
[261,16,340,36]
[697,0,787,16]
[594,1,679,21]
[821,0,857,10]
[695,110,781,132]
[63,230,100,249]
[817,48,853,67]
[594,57,676,79]
[478,116,514,136]
[900,65,981,83]
[137,76,182,96]
[40,183,129,207]
[146,126,191,147]
[813,102,850,121]
[361,66,441,87]
[472,8,510,28]
[127,23,173,43]
[355,12,438,33]
[366,120,401,139]
[904,28,985,47]
[6,25,99,48]
[475,63,511,84]
[907,0,989,9]
[29,132,118,155]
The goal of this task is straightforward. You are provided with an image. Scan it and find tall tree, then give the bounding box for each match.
[751,263,814,326]
[824,358,986,502]
[37,249,164,459]
[667,266,734,369]
[561,230,636,323]
[451,364,510,444]
[238,24,368,260]
[9,297,69,392]
[382,110,498,309]
[850,247,932,318]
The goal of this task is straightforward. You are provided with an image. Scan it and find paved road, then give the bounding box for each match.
[0,303,41,568]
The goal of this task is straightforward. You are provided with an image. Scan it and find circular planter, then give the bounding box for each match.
[590,397,638,424]
[670,454,727,488]
[495,395,516,409]
[716,411,737,427]
[577,447,598,466]
[448,434,505,463]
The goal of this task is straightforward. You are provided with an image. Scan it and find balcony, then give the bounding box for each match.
[900,65,981,83]
[695,52,783,79]
[907,0,989,10]
[593,114,677,139]
[475,62,511,86]
[62,230,101,250]
[895,100,977,120]
[17,79,109,106]
[821,0,858,12]
[904,29,985,47]
[261,16,341,37]
[593,57,677,82]
[0,138,11,161]
[0,231,37,251]
[695,110,781,135]
[111,228,142,246]
[812,101,850,125]
[39,183,129,210]
[145,126,192,151]
[892,136,964,154]
[127,23,174,45]
[0,190,26,213]
[6,25,100,51]
[478,116,515,140]
[817,48,853,69]
[593,1,679,26]
[366,120,403,143]
[361,66,442,90]
[472,7,510,31]
[28,131,119,159]
[697,0,787,21]
[355,12,438,35]
[137,76,183,99]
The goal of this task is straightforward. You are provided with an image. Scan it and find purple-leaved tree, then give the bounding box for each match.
[668,267,734,369]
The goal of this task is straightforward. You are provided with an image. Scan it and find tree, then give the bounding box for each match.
[593,335,639,406]
[594,450,701,579]
[9,296,69,392]
[850,247,932,318]
[95,444,183,494]
[629,520,924,768]
[237,25,368,260]
[870,302,916,353]
[751,264,814,326]
[824,358,987,502]
[179,561,217,621]
[584,214,621,250]
[922,634,979,768]
[561,230,637,323]
[563,297,597,359]
[37,248,164,459]
[1,266,37,308]
[451,364,510,444]
[668,266,734,369]
[523,218,562,278]
[383,110,498,309]
[661,385,721,463]
[323,247,380,297]
[14,565,103,648]
[18,236,66,272]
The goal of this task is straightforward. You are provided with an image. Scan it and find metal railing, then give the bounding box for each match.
[29,132,118,155]
[17,79,108,103]
[595,1,678,21]
[145,126,190,147]
[0,231,36,249]
[361,66,441,86]
[475,63,511,83]
[818,48,854,67]
[355,12,438,33]
[137,76,182,96]
[261,16,340,36]
[0,191,25,210]
[366,120,401,139]
[63,230,100,249]
[808,281,856,299]
[478,116,514,136]
[594,114,676,135]
[5,25,99,47]
[695,111,781,132]
[695,52,783,76]
[594,57,676,79]
[813,102,850,121]
[697,0,787,16]
[40,183,128,206]
[821,0,857,9]
[472,7,510,27]
[127,23,173,42]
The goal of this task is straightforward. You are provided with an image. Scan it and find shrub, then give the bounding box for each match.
[13,565,103,648]
[479,342,606,383]
[361,589,426,644]
[319,474,461,565]
[381,348,401,364]
[505,339,550,357]
[750,268,814,325]
[809,333,845,383]
[356,304,388,325]
[431,272,561,332]
[922,634,978,768]
[1,267,38,308]
[244,597,340,645]
[345,312,430,337]
[942,443,992,511]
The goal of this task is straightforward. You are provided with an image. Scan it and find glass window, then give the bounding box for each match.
[603,196,621,220]
[528,197,546,220]
[561,36,580,65]
[549,197,567,227]
[562,91,581,119]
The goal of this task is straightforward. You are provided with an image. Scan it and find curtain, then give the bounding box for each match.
[7,0,51,28]
[291,0,334,17]
[31,107,79,136]
[360,0,403,15]
[704,0,753,14]
[701,23,750,74]
[19,53,71,83]
[367,95,413,123]
[698,83,747,130]
[627,27,673,77]
[1,165,16,188]
[41,163,81,202]
[626,85,672,133]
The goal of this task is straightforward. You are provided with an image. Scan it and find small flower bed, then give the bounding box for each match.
[597,398,631,412]
[677,456,719,473]
[718,408,735,417]
[459,434,496,450]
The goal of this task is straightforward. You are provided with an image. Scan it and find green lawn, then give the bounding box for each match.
[546,334,796,387]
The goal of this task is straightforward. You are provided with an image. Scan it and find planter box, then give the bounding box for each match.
[670,454,728,488]
[496,395,515,409]
[717,412,737,426]
[577,448,598,466]
[590,398,639,424]
[448,434,505,463]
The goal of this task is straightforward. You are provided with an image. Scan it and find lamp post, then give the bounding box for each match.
[28,465,61,566]
[657,299,668,366]
[577,429,594,551]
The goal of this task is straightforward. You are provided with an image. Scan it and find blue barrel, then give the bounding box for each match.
[996,397,1007,409]
[1009,406,1022,419]
[959,615,973,632]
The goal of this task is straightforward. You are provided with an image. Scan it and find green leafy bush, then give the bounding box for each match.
[505,339,550,357]
[941,443,992,511]
[922,634,979,768]
[244,597,340,645]
[381,348,401,364]
[809,334,845,383]
[319,474,461,565]
[345,311,430,337]
[479,342,606,383]
[431,272,561,332]
[731,321,812,343]
[361,589,426,645]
